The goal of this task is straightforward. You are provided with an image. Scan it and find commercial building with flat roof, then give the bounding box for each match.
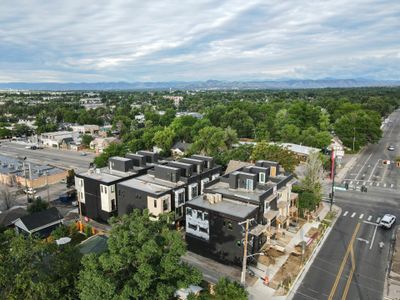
[0,155,67,188]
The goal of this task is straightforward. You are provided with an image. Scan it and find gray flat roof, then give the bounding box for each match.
[110,156,131,162]
[188,195,258,219]
[79,168,135,183]
[206,180,274,202]
[119,173,185,193]
[0,155,65,179]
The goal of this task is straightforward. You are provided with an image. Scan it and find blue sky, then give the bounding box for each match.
[0,0,399,82]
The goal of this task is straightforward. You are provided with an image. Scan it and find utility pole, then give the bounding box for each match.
[239,218,254,286]
[22,160,28,202]
[45,171,50,203]
[330,147,335,212]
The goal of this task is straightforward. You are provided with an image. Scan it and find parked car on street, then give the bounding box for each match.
[379,214,396,229]
[388,145,395,151]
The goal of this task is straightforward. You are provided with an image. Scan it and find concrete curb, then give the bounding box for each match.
[285,205,342,300]
[383,226,399,300]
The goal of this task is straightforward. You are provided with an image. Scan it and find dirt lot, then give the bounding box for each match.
[258,247,285,266]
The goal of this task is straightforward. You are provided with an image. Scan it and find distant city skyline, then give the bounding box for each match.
[0,0,399,83]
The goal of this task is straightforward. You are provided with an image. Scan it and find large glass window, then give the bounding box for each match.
[178,192,185,205]
[163,198,168,211]
[188,223,197,230]
[259,172,266,183]
[191,185,198,198]
[245,179,254,190]
[186,207,192,216]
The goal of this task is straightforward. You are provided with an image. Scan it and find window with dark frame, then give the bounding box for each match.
[154,199,157,208]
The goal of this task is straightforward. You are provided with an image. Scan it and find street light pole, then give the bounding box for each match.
[45,171,50,203]
[239,218,255,286]
[330,147,335,212]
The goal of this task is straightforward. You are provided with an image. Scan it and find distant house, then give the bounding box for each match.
[13,207,63,237]
[40,131,79,149]
[0,207,28,228]
[90,137,120,154]
[60,137,75,150]
[270,143,320,161]
[71,124,100,135]
[176,112,203,119]
[171,141,192,158]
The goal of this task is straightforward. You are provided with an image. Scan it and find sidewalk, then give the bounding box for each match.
[384,227,400,300]
[246,202,337,300]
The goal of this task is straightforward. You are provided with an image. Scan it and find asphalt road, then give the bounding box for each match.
[341,109,400,191]
[0,141,95,173]
[294,109,400,300]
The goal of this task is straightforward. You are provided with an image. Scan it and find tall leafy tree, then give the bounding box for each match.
[251,142,299,173]
[153,127,176,153]
[334,110,381,151]
[0,230,81,299]
[78,210,202,300]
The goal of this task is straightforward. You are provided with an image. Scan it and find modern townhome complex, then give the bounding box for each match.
[75,152,221,226]
[117,155,221,228]
[185,160,296,265]
[75,151,158,223]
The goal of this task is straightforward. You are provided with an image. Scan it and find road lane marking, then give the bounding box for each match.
[391,184,394,188]
[376,217,381,223]
[328,223,361,300]
[343,211,349,217]
[351,212,356,218]
[384,183,387,187]
[368,160,381,181]
[350,181,353,185]
[341,245,356,300]
[377,183,380,187]
[369,182,373,186]
[359,214,364,219]
[356,238,369,244]
[369,225,378,250]
[355,153,373,180]
[363,220,379,226]
[368,216,372,221]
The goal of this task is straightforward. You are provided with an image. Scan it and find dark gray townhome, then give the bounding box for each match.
[75,151,158,223]
[117,155,221,228]
[185,160,296,265]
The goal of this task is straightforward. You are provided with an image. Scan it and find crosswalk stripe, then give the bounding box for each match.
[384,183,387,187]
[391,184,394,188]
[351,212,356,218]
[350,181,353,185]
[369,182,373,186]
[359,214,364,219]
[343,211,349,217]
[368,216,372,221]
[376,217,381,223]
[377,183,380,187]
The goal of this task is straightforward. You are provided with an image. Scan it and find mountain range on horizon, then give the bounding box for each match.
[0,78,399,91]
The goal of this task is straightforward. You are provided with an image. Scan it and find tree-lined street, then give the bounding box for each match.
[293,109,400,300]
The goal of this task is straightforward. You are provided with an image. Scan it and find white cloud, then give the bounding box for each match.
[0,0,399,82]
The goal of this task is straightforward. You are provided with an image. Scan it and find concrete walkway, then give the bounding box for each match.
[247,203,334,300]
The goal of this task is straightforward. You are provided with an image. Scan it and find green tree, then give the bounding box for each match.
[300,151,323,203]
[212,278,248,300]
[279,124,300,143]
[78,210,202,300]
[153,127,176,153]
[12,124,33,136]
[81,134,94,147]
[27,197,49,214]
[93,142,127,167]
[319,110,330,131]
[251,142,299,173]
[0,127,12,138]
[0,230,81,299]
[191,126,238,157]
[334,111,381,151]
